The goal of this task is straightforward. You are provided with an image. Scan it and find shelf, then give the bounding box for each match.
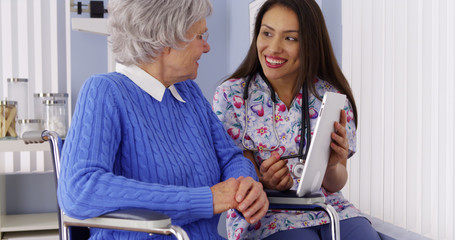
[0,140,49,152]
[1,230,58,240]
[71,18,108,36]
[3,170,53,176]
[0,213,58,232]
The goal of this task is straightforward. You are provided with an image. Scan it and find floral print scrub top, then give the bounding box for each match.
[212,73,364,240]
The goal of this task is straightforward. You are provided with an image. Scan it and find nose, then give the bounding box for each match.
[203,40,210,53]
[268,37,282,53]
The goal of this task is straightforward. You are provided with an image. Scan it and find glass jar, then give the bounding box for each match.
[17,119,43,139]
[7,78,28,119]
[34,93,69,120]
[0,101,18,139]
[42,100,68,137]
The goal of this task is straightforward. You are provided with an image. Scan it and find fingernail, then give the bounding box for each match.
[244,211,250,218]
[250,218,256,224]
[239,204,245,211]
[236,194,243,202]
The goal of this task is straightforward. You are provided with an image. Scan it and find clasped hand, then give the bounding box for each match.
[211,176,268,224]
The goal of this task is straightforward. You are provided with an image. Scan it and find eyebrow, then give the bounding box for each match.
[261,24,298,33]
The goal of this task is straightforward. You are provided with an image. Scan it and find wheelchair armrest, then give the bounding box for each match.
[100,208,171,221]
[266,189,326,207]
[62,208,174,234]
[62,208,190,239]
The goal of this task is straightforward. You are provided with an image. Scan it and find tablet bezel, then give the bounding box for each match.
[296,92,346,197]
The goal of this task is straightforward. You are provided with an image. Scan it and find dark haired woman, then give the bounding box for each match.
[213,0,380,239]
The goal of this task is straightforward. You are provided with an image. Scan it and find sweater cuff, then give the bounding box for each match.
[188,186,214,219]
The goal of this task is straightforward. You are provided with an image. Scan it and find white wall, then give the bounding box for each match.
[192,0,228,101]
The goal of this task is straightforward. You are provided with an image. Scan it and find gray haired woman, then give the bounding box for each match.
[57,0,269,239]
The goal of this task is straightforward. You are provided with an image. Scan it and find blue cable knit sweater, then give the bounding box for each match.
[57,72,257,239]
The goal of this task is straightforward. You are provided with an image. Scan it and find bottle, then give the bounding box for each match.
[0,100,18,139]
[34,93,69,120]
[17,119,43,139]
[7,78,28,119]
[42,100,68,137]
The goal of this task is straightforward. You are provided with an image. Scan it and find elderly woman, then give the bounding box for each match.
[57,0,268,239]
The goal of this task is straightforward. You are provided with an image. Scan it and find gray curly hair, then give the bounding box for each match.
[108,0,212,65]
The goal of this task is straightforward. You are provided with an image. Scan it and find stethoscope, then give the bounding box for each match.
[242,72,312,178]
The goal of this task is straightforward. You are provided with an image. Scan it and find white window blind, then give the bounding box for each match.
[342,0,454,239]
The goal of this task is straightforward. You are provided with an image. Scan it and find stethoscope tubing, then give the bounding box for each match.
[241,74,312,164]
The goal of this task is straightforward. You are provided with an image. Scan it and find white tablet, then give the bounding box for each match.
[296,92,346,197]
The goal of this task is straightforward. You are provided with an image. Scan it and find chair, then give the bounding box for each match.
[23,130,189,240]
[267,191,340,240]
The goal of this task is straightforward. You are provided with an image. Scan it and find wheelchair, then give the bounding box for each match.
[267,190,340,240]
[23,130,189,240]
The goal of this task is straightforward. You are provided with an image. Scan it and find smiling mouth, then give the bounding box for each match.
[265,56,287,68]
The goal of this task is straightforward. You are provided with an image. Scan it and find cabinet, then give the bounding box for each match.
[0,141,58,239]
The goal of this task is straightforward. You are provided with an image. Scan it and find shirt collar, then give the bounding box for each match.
[116,63,186,103]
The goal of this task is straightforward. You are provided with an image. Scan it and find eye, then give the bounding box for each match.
[259,29,272,37]
[261,31,272,37]
[195,32,209,42]
[286,36,298,41]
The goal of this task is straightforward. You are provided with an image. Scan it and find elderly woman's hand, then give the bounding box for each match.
[234,176,269,224]
[211,178,240,214]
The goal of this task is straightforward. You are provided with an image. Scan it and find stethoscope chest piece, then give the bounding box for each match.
[291,160,305,178]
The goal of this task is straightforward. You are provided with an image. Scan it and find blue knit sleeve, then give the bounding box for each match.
[184,80,258,182]
[57,75,213,226]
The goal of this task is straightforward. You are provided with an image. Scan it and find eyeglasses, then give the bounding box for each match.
[196,32,209,42]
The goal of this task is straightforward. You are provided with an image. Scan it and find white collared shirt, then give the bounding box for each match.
[116,63,186,103]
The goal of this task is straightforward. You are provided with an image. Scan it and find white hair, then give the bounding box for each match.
[108,0,212,65]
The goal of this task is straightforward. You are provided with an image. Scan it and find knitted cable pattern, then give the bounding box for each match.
[58,73,256,239]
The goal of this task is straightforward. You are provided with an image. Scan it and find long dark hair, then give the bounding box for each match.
[227,0,358,125]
